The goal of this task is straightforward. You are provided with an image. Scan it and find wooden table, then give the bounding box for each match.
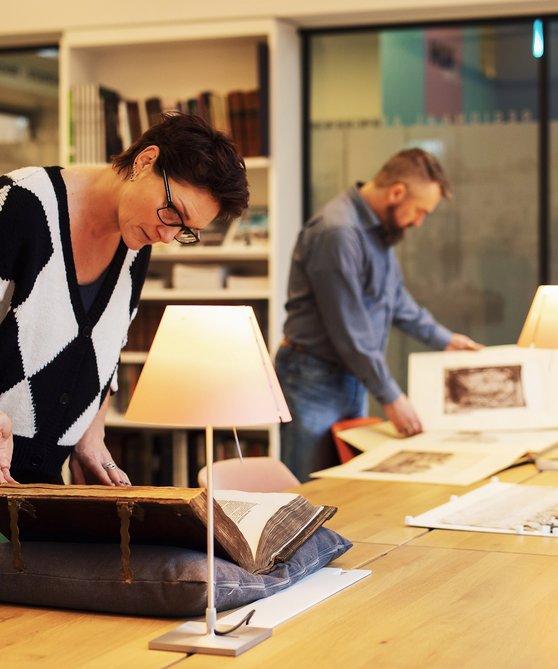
[2,465,557,669]
[187,545,558,669]
[0,535,383,669]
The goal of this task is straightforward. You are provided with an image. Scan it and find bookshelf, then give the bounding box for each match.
[59,19,301,484]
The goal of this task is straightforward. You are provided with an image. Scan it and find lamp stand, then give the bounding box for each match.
[149,426,271,656]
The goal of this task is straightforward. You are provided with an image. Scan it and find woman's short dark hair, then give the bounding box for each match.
[112,112,249,224]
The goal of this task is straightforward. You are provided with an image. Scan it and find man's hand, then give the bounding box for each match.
[445,333,483,351]
[383,394,423,437]
[0,410,17,483]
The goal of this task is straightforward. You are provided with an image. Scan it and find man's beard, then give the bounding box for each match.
[378,205,405,246]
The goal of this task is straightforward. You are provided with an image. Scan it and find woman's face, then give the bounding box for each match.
[118,155,220,251]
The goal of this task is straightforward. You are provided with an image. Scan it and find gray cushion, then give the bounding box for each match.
[0,527,351,617]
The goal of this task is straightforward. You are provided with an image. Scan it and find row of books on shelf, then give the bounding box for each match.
[114,364,143,414]
[69,85,267,163]
[105,430,175,486]
[125,303,166,353]
[69,43,269,163]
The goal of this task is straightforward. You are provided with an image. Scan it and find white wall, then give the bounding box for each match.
[1,0,557,43]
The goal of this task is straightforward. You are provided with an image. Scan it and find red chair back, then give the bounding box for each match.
[331,417,384,463]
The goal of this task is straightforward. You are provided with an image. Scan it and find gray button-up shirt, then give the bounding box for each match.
[283,183,452,404]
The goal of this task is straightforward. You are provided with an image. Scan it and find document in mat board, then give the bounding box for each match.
[335,423,402,454]
[310,433,528,486]
[408,345,558,432]
[406,480,558,536]
[0,484,336,575]
[336,424,558,457]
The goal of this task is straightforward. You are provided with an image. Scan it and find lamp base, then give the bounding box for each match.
[149,621,272,656]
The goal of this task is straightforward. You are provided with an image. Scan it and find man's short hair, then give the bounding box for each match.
[373,148,452,199]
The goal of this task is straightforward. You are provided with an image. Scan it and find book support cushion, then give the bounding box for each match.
[0,527,351,617]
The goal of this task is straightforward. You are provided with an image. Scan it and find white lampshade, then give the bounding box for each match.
[125,305,291,428]
[517,285,558,349]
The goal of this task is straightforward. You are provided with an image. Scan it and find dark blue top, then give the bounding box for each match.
[79,267,110,313]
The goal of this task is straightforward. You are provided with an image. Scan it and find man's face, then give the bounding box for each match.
[380,181,442,246]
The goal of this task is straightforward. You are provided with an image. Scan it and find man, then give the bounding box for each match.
[275,148,481,481]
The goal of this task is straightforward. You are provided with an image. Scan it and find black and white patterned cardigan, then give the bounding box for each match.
[0,166,150,480]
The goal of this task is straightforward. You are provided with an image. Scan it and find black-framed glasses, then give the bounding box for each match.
[157,169,201,245]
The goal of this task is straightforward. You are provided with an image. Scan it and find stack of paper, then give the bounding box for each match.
[311,345,558,486]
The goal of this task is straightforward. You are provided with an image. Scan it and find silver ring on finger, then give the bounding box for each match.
[102,462,117,471]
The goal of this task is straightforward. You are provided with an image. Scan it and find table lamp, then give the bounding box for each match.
[517,285,558,348]
[125,305,291,656]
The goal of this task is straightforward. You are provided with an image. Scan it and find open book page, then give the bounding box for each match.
[406,480,558,536]
[215,490,299,558]
[214,490,336,573]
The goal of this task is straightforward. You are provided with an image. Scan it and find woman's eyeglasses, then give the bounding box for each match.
[157,169,201,245]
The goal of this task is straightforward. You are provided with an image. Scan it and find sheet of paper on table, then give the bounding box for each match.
[311,432,532,486]
[335,423,558,456]
[405,479,558,537]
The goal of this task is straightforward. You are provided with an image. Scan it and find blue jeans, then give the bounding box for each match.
[275,344,367,482]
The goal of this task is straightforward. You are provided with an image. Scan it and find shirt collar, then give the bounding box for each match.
[350,182,382,230]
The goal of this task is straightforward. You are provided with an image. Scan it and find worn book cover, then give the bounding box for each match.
[0,484,336,575]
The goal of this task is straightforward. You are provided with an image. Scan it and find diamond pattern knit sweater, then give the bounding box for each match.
[0,166,150,481]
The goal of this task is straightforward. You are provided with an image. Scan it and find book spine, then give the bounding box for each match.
[257,42,270,156]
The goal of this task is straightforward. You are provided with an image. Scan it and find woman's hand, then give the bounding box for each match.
[69,395,131,486]
[0,410,17,483]
[69,439,131,486]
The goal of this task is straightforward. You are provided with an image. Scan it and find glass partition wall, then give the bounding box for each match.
[0,46,59,174]
[303,20,548,407]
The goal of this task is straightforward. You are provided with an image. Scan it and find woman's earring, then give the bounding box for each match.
[130,164,138,182]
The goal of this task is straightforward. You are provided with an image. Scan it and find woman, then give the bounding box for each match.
[0,112,248,486]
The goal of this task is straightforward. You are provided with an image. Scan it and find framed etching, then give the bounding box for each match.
[408,345,558,431]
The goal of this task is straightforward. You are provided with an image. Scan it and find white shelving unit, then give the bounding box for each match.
[59,19,301,483]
